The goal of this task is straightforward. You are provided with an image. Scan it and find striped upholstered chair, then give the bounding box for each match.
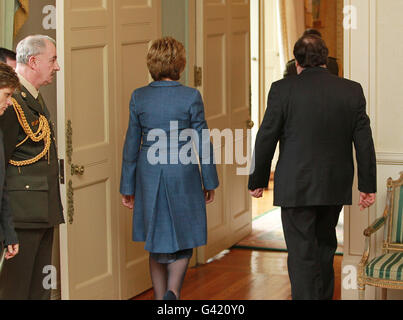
[358,172,403,300]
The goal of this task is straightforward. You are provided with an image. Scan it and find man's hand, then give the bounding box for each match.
[249,188,264,198]
[5,244,19,260]
[122,195,135,209]
[359,192,376,211]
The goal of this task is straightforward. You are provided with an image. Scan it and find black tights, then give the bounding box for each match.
[149,255,191,300]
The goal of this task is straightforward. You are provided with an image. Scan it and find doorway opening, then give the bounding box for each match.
[250,0,282,221]
[240,0,345,255]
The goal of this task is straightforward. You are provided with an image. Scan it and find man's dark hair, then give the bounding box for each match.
[303,29,322,38]
[293,35,329,68]
[0,47,16,63]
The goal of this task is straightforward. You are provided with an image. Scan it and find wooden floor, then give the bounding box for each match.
[135,178,342,300]
[134,249,342,300]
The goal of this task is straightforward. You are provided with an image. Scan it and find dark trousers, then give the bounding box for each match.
[281,206,342,300]
[0,228,54,300]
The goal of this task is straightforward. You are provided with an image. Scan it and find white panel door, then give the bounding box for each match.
[196,0,252,263]
[114,0,161,300]
[57,0,161,300]
[57,0,120,299]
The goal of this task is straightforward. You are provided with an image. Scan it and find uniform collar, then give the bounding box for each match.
[14,81,44,116]
[17,73,39,99]
[149,81,182,87]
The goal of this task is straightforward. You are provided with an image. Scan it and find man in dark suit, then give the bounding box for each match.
[283,29,339,78]
[0,48,17,70]
[0,63,20,268]
[248,34,377,300]
[0,35,64,300]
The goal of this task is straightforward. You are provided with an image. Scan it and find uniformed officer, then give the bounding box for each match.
[0,35,64,300]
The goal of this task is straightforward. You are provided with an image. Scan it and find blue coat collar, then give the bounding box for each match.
[149,81,182,87]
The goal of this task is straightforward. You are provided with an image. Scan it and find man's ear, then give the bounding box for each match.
[295,60,304,75]
[27,55,37,70]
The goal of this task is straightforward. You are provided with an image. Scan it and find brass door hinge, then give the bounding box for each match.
[194,66,202,87]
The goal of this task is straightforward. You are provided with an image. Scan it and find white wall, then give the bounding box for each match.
[342,0,403,300]
[373,0,403,300]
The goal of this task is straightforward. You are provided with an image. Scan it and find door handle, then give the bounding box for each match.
[246,120,255,129]
[71,164,85,176]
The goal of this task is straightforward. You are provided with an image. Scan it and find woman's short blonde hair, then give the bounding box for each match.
[147,37,186,81]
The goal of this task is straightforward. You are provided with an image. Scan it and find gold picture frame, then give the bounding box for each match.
[305,0,326,28]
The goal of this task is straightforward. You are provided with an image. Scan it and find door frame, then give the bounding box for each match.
[250,0,268,148]
[55,0,69,299]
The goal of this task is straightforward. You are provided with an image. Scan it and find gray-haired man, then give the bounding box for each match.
[0,35,64,300]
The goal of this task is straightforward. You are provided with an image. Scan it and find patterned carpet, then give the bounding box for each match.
[234,208,344,255]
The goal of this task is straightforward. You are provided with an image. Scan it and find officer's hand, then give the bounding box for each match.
[5,244,19,260]
[122,195,135,209]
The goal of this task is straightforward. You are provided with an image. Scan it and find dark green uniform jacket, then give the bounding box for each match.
[0,86,64,229]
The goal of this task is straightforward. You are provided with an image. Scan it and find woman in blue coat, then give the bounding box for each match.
[120,37,219,300]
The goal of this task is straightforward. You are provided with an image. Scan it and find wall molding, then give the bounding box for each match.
[376,152,403,165]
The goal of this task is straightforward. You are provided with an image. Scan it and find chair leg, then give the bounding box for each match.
[381,288,387,300]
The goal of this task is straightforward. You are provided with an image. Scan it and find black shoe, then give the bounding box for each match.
[163,290,177,300]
